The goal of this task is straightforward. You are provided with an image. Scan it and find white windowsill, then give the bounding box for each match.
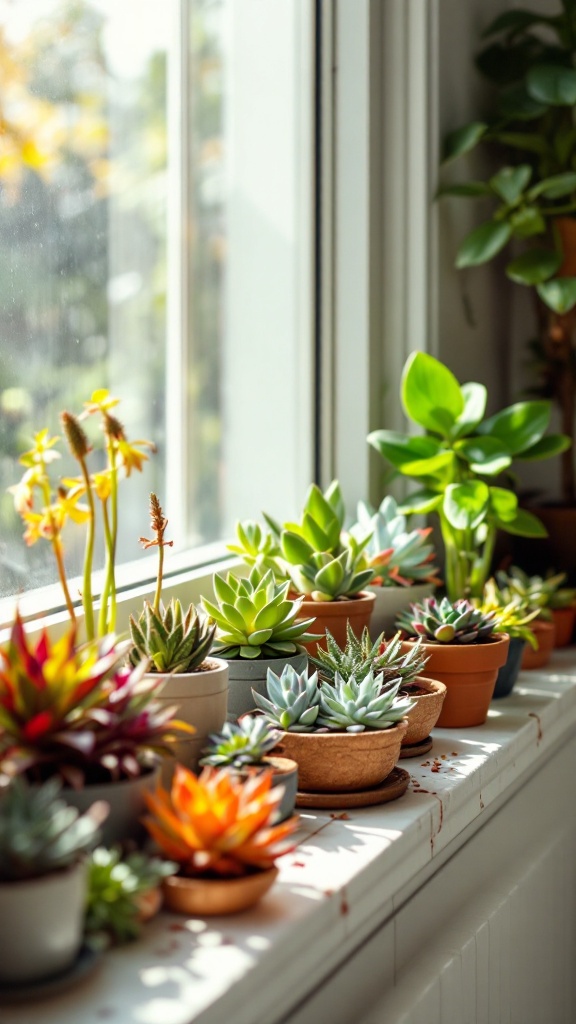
[3,651,576,1024]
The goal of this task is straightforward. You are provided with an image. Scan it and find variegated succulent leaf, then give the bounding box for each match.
[129,598,216,673]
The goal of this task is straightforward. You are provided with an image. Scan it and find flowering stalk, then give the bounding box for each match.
[97,421,121,636]
[139,493,173,613]
[61,412,95,640]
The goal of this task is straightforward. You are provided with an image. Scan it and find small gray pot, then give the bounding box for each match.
[226,650,308,721]
[62,765,159,846]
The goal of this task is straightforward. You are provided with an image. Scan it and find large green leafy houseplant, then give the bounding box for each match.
[438,0,576,503]
[368,351,569,600]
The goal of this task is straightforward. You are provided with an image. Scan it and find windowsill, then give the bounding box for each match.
[3,651,576,1024]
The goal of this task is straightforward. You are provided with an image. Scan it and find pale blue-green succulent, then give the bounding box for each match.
[252,664,322,732]
[199,717,282,769]
[316,670,414,733]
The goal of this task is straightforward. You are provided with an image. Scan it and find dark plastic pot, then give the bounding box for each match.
[492,637,526,700]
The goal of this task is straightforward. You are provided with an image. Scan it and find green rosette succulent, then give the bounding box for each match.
[202,566,319,659]
[397,596,497,644]
[129,598,216,674]
[495,565,575,619]
[352,496,440,587]
[316,670,414,733]
[479,578,539,649]
[199,718,282,769]
[252,664,321,732]
[311,623,427,687]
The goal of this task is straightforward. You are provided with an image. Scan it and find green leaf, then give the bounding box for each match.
[481,10,557,38]
[490,165,532,205]
[314,558,344,594]
[529,171,576,199]
[497,83,548,121]
[479,400,551,454]
[401,351,464,435]
[437,182,492,198]
[304,484,340,533]
[527,64,576,106]
[456,220,512,268]
[213,574,238,606]
[443,481,490,530]
[497,508,548,538]
[506,248,562,285]
[455,436,512,475]
[514,433,572,460]
[301,512,331,552]
[509,206,546,238]
[281,530,315,566]
[442,122,488,163]
[537,277,576,313]
[398,490,443,515]
[246,629,274,646]
[489,486,518,522]
[368,430,447,471]
[452,382,487,438]
[492,131,551,156]
[221,602,249,634]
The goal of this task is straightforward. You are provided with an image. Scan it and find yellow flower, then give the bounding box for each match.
[117,438,156,477]
[19,429,61,469]
[82,389,120,416]
[22,505,65,545]
[7,467,41,512]
[55,486,91,525]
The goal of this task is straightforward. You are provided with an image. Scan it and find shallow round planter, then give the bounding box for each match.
[275,719,408,792]
[226,650,308,722]
[297,591,376,655]
[521,619,556,669]
[401,675,447,746]
[162,866,278,915]
[0,858,87,983]
[62,765,160,846]
[551,607,576,648]
[493,636,526,700]
[402,634,510,728]
[367,583,435,642]
[151,657,229,772]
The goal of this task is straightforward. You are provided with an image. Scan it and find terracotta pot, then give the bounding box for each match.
[162,867,278,915]
[367,583,435,642]
[275,719,407,792]
[401,675,447,746]
[551,606,576,647]
[401,634,510,728]
[521,618,556,669]
[151,657,229,773]
[296,591,376,655]
[493,636,526,700]
[226,650,308,722]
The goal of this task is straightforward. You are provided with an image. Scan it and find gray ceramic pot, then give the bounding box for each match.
[226,650,308,721]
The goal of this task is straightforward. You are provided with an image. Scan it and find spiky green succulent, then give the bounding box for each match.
[202,566,319,659]
[252,664,322,732]
[311,623,427,686]
[352,496,440,587]
[396,596,497,644]
[129,598,216,673]
[199,718,282,769]
[226,520,287,582]
[316,670,414,732]
[0,777,106,882]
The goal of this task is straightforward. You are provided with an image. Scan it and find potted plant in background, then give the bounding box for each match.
[0,612,192,843]
[494,565,572,666]
[129,494,228,772]
[0,776,105,986]
[85,846,176,947]
[368,351,568,600]
[437,2,576,572]
[199,717,298,822]
[478,577,539,698]
[396,596,509,727]
[142,765,298,916]
[201,565,318,720]
[310,625,446,757]
[249,663,413,806]
[350,495,441,639]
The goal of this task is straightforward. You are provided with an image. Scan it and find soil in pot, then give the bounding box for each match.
[521,619,556,670]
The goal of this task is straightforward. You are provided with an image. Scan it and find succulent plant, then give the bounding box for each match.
[0,612,193,786]
[129,598,216,674]
[199,718,282,769]
[202,566,319,659]
[479,578,539,649]
[264,481,375,600]
[0,776,106,882]
[396,596,498,644]
[227,520,287,582]
[85,847,176,945]
[352,496,441,587]
[315,671,414,733]
[311,623,427,687]
[143,765,298,877]
[252,664,322,732]
[495,566,575,618]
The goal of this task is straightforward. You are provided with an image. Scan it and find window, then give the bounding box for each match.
[0,0,315,620]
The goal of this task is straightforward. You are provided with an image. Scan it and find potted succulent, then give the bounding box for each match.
[310,625,446,753]
[0,776,105,985]
[437,2,576,516]
[142,764,298,915]
[0,611,192,843]
[249,663,412,798]
[368,351,568,601]
[479,578,539,698]
[129,495,228,771]
[201,565,318,720]
[495,565,570,666]
[199,717,298,822]
[396,597,509,727]
[85,847,176,946]
[350,496,441,639]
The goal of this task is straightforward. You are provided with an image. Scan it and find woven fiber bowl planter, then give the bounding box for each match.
[297,591,376,656]
[162,867,278,916]
[401,634,510,728]
[276,719,407,792]
[521,619,556,669]
[367,583,435,642]
[552,607,576,648]
[401,676,447,746]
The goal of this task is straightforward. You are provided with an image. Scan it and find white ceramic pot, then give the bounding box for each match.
[63,765,160,846]
[0,858,87,983]
[151,656,229,772]
[226,650,307,721]
[367,582,435,641]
